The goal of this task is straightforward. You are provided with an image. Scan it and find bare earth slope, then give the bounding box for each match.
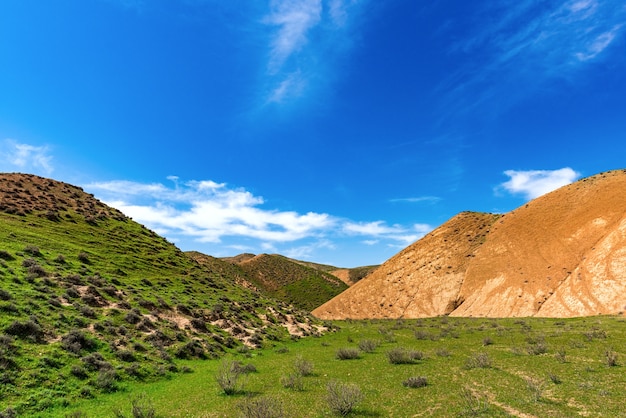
[313,212,500,319]
[313,169,626,319]
[454,169,626,317]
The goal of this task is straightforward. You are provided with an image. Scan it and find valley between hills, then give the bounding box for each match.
[1,170,625,416]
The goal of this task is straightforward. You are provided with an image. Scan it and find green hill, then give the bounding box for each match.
[0,173,322,414]
[221,253,349,311]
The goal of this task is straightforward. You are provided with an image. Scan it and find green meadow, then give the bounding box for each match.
[51,315,626,417]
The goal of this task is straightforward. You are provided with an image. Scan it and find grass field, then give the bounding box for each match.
[49,315,626,417]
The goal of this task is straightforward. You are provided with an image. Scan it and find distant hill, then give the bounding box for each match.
[313,169,626,319]
[220,253,348,311]
[0,173,321,414]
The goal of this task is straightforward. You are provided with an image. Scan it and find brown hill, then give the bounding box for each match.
[313,211,500,319]
[330,265,378,286]
[313,169,626,319]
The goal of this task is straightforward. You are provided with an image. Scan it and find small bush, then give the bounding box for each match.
[403,376,428,388]
[293,356,314,376]
[326,381,363,416]
[216,359,245,395]
[554,347,567,363]
[78,252,91,264]
[0,289,11,301]
[61,329,99,354]
[95,369,118,392]
[525,377,544,402]
[130,393,156,418]
[605,348,619,367]
[335,347,360,360]
[464,352,492,369]
[280,372,305,391]
[24,245,41,256]
[358,339,379,353]
[0,250,14,261]
[482,336,494,346]
[5,319,44,342]
[387,347,423,364]
[435,347,451,357]
[237,395,285,418]
[459,386,489,416]
[548,372,561,384]
[527,338,548,355]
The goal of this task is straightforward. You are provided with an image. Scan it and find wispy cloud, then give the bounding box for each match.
[389,196,441,204]
[498,167,580,200]
[0,139,54,176]
[441,0,626,115]
[264,0,322,73]
[260,0,366,105]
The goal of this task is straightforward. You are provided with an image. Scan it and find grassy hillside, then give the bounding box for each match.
[0,173,322,415]
[225,254,349,311]
[53,315,626,417]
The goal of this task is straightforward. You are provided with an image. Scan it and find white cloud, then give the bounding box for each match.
[264,0,322,73]
[85,177,431,259]
[89,179,333,244]
[499,167,580,200]
[343,220,432,244]
[260,0,366,106]
[0,139,53,176]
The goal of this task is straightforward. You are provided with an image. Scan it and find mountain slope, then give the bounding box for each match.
[312,212,500,319]
[223,253,348,311]
[313,169,626,319]
[454,169,626,317]
[0,173,320,414]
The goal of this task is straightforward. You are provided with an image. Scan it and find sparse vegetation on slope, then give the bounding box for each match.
[52,316,626,417]
[0,173,323,414]
[224,253,349,312]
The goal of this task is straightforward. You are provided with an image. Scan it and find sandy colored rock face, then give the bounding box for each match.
[313,169,626,319]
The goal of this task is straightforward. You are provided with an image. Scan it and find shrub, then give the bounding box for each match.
[237,395,285,418]
[326,381,363,416]
[0,250,14,261]
[403,376,428,388]
[78,252,90,264]
[61,329,98,354]
[464,352,492,369]
[280,372,305,391]
[95,369,118,392]
[459,386,489,416]
[335,347,360,360]
[130,393,156,418]
[435,347,451,357]
[5,319,44,342]
[215,359,245,395]
[358,339,379,353]
[482,336,494,346]
[527,337,548,355]
[605,348,619,367]
[548,372,561,384]
[525,377,544,402]
[387,347,423,364]
[554,347,567,363]
[293,356,314,376]
[81,352,112,371]
[24,245,41,256]
[0,289,11,301]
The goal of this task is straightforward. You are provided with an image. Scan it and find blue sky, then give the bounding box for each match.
[1,0,625,267]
